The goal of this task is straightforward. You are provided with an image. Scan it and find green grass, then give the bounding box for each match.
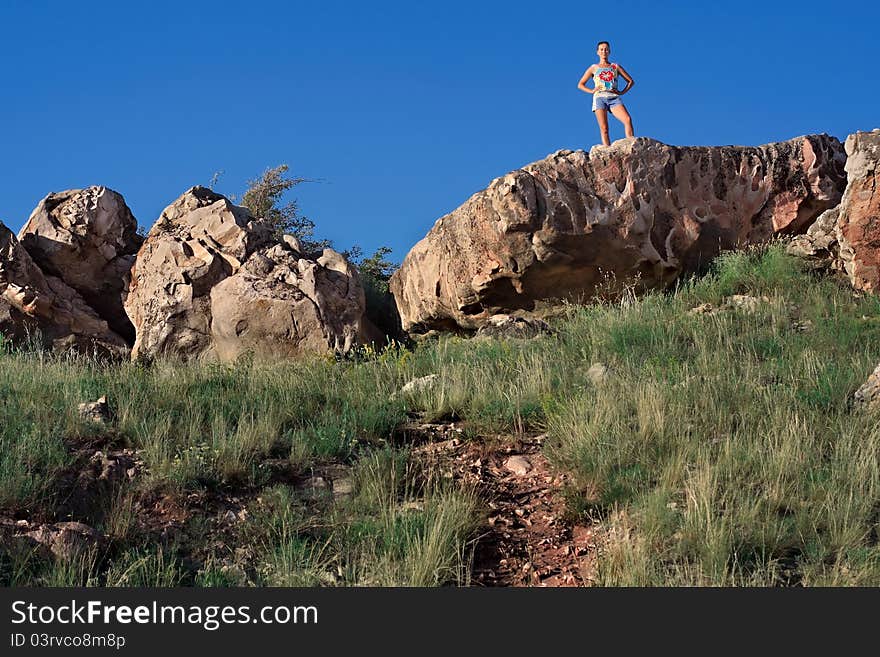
[544,247,880,585]
[2,243,880,586]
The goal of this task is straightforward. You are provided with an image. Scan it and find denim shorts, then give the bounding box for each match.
[592,92,623,112]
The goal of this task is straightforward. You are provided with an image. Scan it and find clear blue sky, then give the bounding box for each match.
[2,0,876,263]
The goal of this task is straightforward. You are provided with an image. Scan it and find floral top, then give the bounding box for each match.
[593,63,618,93]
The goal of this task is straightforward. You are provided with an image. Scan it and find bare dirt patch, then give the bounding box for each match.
[408,422,600,587]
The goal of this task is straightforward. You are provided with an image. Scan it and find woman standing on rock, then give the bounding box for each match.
[578,41,635,146]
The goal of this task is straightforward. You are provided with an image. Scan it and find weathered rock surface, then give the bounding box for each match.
[391,135,846,332]
[474,314,554,339]
[18,187,143,342]
[836,130,880,293]
[395,374,439,398]
[126,186,372,362]
[210,244,370,361]
[78,395,111,424]
[23,521,105,561]
[503,455,533,477]
[854,361,880,410]
[786,207,842,271]
[0,222,129,357]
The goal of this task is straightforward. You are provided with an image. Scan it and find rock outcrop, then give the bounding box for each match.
[0,222,129,357]
[836,130,880,292]
[788,130,880,291]
[18,186,143,343]
[125,186,371,362]
[391,135,846,332]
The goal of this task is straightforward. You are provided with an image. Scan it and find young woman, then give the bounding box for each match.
[577,41,635,146]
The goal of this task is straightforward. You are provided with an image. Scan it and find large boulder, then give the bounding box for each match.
[17,187,143,343]
[0,222,129,357]
[836,130,880,292]
[391,135,846,332]
[209,244,372,361]
[125,187,372,362]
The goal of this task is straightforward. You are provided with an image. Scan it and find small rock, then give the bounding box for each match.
[396,374,439,397]
[854,362,880,409]
[282,234,303,253]
[298,476,331,497]
[77,395,110,424]
[724,294,769,313]
[332,477,354,497]
[25,522,104,561]
[688,303,716,315]
[504,455,533,476]
[586,363,610,385]
[475,315,553,339]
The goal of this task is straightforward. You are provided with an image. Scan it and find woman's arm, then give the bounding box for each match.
[577,66,596,94]
[614,64,634,95]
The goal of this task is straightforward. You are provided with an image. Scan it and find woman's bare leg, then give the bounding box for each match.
[610,104,634,138]
[594,109,610,146]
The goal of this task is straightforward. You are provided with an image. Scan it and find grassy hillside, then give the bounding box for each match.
[2,243,880,586]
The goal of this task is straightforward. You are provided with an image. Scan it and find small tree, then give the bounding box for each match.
[240,163,403,339]
[241,164,331,254]
[342,246,396,283]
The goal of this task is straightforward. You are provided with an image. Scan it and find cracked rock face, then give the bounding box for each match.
[836,130,880,292]
[125,186,371,362]
[210,244,371,361]
[18,186,143,343]
[390,135,846,332]
[786,207,842,272]
[0,222,129,357]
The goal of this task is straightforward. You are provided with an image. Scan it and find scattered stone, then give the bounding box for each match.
[78,395,110,424]
[296,464,355,500]
[319,464,355,499]
[332,477,354,498]
[688,303,716,315]
[854,362,880,409]
[23,521,105,561]
[724,294,770,313]
[586,363,610,385]
[688,295,771,316]
[396,374,439,397]
[299,476,331,494]
[475,315,554,339]
[504,455,533,476]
